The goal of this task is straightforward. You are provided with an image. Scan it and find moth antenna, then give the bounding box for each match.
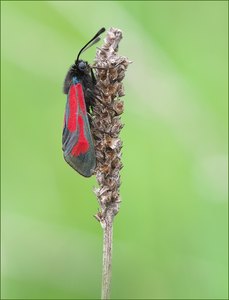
[81,36,101,54]
[76,28,105,63]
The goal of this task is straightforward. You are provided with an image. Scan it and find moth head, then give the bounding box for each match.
[77,60,89,73]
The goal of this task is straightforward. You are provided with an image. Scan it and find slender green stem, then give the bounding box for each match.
[101,214,113,300]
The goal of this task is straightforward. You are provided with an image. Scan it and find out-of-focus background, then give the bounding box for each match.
[1,1,228,299]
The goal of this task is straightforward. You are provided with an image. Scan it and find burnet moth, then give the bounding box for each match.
[62,28,105,177]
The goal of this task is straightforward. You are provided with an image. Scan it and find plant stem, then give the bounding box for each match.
[92,27,130,300]
[101,213,113,300]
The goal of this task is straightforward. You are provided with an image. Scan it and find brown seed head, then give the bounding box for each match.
[91,28,131,222]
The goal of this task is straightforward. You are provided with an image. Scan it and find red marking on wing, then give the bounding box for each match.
[76,83,86,115]
[67,85,78,132]
[71,115,89,156]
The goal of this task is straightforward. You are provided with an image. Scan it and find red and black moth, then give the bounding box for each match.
[62,28,105,177]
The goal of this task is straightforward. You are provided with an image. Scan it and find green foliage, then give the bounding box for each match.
[1,1,228,299]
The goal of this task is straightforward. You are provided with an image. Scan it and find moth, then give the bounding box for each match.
[62,28,105,177]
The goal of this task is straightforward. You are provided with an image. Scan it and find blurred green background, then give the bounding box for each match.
[1,1,228,299]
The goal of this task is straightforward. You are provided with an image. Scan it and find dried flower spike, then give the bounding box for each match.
[92,27,130,224]
[91,27,131,300]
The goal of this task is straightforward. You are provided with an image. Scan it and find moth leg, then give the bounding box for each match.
[91,68,96,85]
[85,88,95,114]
